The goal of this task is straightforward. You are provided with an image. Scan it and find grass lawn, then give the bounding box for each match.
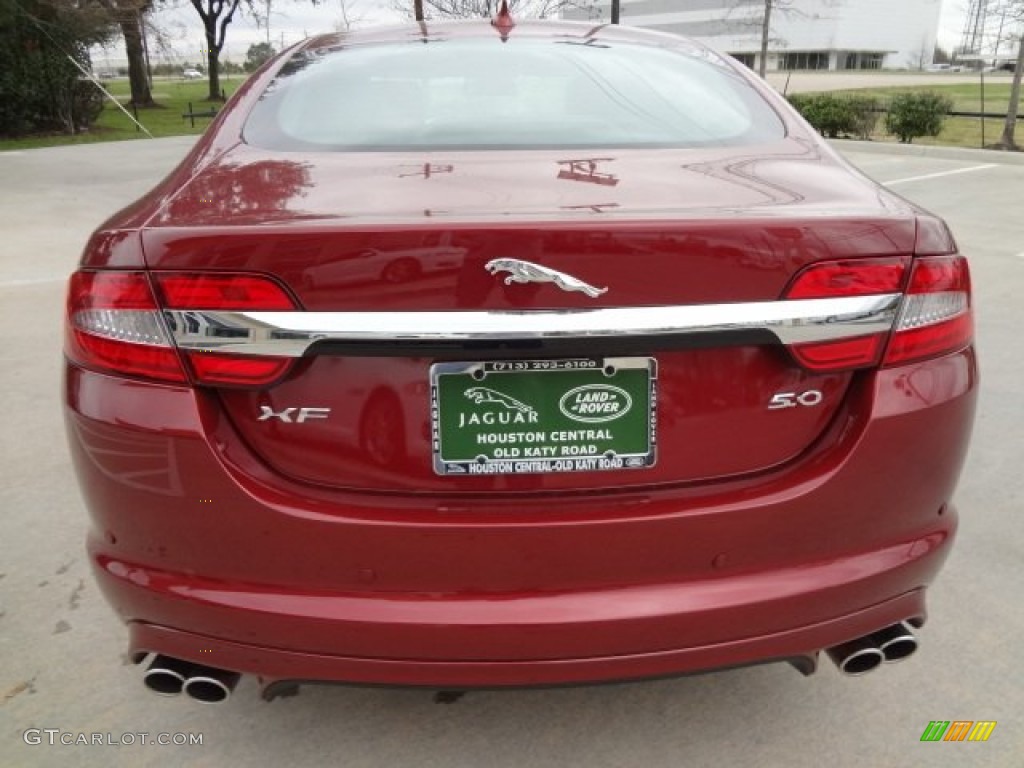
[807,83,1021,149]
[3,76,1019,152]
[0,75,248,151]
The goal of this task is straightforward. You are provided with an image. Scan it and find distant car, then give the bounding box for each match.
[182,68,203,80]
[65,15,977,703]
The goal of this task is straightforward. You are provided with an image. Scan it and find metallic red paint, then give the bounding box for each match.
[64,20,978,691]
[216,350,852,492]
[65,346,975,684]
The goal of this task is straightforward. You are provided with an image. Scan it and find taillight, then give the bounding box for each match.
[65,270,299,387]
[156,274,295,310]
[781,255,973,372]
[784,257,908,299]
[784,257,909,372]
[882,255,973,366]
[153,272,299,387]
[65,271,187,383]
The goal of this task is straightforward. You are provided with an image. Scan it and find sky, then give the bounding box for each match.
[92,0,978,67]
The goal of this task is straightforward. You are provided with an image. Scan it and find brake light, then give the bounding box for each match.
[153,272,299,387]
[186,354,294,386]
[66,270,299,387]
[784,258,908,299]
[65,271,187,383]
[783,257,909,372]
[781,255,973,372]
[882,256,972,366]
[156,273,295,310]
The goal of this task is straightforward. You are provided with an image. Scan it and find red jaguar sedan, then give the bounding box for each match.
[63,16,977,703]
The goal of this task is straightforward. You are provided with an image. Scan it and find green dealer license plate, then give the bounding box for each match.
[430,357,657,476]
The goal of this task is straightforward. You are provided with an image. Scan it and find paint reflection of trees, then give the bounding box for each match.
[161,160,313,224]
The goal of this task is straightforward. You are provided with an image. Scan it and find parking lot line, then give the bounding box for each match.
[884,164,998,187]
[0,277,66,288]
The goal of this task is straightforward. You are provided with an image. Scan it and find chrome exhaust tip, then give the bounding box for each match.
[870,622,918,663]
[183,666,241,703]
[142,655,189,696]
[826,639,885,676]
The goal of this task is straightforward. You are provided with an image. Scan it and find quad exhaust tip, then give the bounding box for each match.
[826,641,884,676]
[143,655,190,696]
[183,668,241,703]
[827,622,918,676]
[143,655,240,702]
[871,622,918,663]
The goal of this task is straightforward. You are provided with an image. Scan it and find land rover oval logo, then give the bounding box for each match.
[559,384,632,424]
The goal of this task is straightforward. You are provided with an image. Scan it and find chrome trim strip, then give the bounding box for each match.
[164,294,901,357]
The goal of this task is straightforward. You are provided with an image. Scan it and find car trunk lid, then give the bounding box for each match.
[140,141,917,494]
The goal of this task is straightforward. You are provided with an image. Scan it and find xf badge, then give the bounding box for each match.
[258,406,331,423]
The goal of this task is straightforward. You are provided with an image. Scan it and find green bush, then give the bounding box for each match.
[845,95,881,140]
[787,93,880,139]
[884,92,954,144]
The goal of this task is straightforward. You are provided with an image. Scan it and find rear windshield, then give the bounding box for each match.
[243,36,785,151]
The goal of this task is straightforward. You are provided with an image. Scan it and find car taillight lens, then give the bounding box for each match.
[153,272,299,387]
[65,271,187,383]
[156,274,295,310]
[783,257,909,372]
[66,270,299,387]
[781,255,973,372]
[882,255,973,366]
[784,257,908,299]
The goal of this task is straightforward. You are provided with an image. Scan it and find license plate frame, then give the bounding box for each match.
[430,357,657,476]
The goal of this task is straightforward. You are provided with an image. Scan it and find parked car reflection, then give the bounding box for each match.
[301,244,467,289]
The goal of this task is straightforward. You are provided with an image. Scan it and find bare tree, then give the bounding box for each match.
[728,1,842,78]
[334,0,366,30]
[912,37,932,71]
[187,0,246,100]
[85,1,154,106]
[997,26,1024,148]
[397,0,591,20]
[758,0,774,77]
[983,0,1024,148]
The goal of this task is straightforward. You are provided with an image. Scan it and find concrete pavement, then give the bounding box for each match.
[1,137,1021,767]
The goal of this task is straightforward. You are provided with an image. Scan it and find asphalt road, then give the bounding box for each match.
[1,138,1022,767]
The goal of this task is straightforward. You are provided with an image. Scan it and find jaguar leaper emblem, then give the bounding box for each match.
[464,387,536,415]
[484,259,608,298]
[462,386,540,427]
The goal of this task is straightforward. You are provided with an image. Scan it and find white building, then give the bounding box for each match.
[564,0,944,71]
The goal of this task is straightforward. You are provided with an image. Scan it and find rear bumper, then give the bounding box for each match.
[127,589,927,693]
[66,347,976,687]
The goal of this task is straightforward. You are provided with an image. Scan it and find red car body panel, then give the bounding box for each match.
[64,20,978,693]
[67,348,973,684]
